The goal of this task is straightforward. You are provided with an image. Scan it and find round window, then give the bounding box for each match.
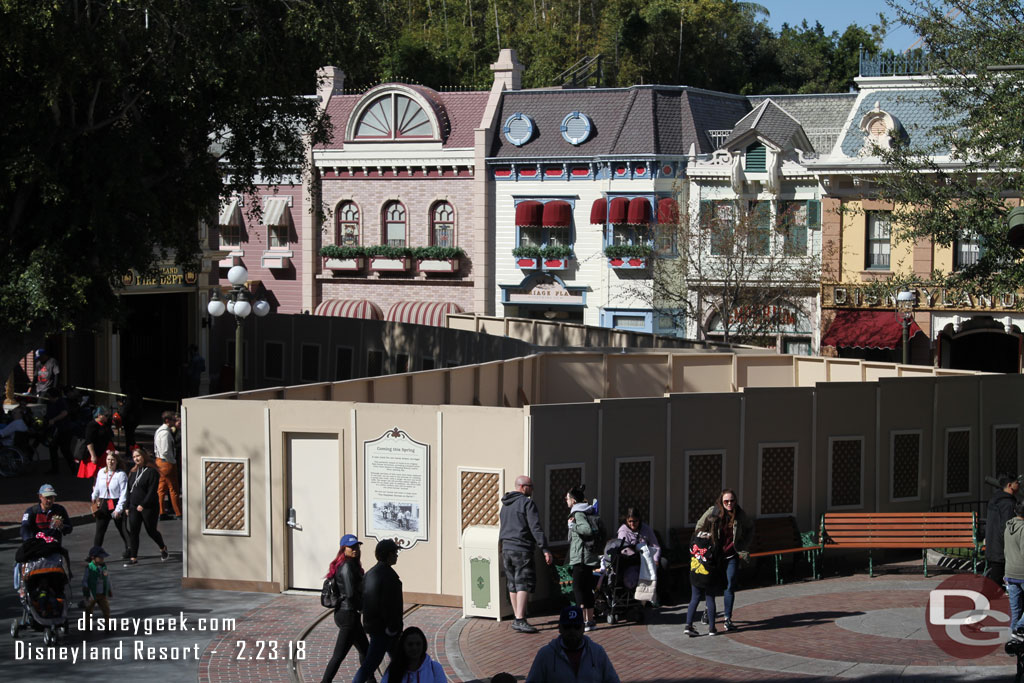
[503,113,535,147]
[560,112,592,145]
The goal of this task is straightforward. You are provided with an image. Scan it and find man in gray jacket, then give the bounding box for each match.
[1004,501,1024,639]
[499,475,552,633]
[526,605,619,683]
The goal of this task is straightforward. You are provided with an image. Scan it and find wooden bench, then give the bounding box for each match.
[820,512,980,577]
[668,516,820,584]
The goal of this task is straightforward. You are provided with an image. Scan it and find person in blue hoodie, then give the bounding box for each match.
[526,605,619,683]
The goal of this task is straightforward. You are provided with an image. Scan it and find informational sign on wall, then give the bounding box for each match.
[363,427,429,549]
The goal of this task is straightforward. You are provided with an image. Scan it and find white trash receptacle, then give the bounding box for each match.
[462,524,512,620]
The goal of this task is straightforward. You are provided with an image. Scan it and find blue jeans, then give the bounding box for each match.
[723,556,739,620]
[1008,581,1024,632]
[351,631,395,683]
[686,585,717,629]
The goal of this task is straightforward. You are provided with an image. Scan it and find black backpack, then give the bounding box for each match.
[581,511,607,552]
[320,575,340,609]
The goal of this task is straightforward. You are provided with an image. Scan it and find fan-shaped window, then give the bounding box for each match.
[336,201,360,246]
[383,201,407,246]
[504,113,535,146]
[561,112,592,145]
[431,201,455,247]
[355,94,434,140]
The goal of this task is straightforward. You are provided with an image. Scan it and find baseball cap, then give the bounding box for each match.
[339,534,362,548]
[560,605,584,626]
[38,484,57,497]
[88,546,110,558]
[35,348,47,358]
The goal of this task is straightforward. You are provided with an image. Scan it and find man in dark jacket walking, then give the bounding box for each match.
[352,538,403,683]
[499,475,553,633]
[986,474,1020,587]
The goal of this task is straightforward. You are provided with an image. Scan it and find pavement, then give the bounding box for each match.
[3,428,1021,681]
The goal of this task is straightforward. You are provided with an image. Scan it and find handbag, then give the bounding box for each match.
[90,500,101,516]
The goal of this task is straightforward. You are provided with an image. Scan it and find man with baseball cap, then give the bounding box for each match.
[21,484,73,542]
[33,348,60,395]
[352,538,403,683]
[526,605,619,682]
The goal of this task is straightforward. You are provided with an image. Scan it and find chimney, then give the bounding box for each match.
[317,66,345,104]
[490,49,524,91]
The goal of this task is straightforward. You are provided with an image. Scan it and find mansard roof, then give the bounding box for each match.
[490,86,750,159]
[316,84,488,150]
[837,87,946,157]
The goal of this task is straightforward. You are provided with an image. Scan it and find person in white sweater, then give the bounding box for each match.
[91,451,129,559]
[380,626,447,683]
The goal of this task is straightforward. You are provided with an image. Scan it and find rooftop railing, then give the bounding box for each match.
[859,47,930,77]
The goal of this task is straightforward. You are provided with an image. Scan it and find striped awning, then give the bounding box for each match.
[313,299,383,320]
[263,198,290,226]
[608,197,629,225]
[386,301,464,327]
[515,201,543,228]
[628,197,651,225]
[657,197,679,224]
[590,198,607,224]
[219,198,241,226]
[542,200,572,227]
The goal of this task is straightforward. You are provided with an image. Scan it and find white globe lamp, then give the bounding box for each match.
[227,265,248,286]
[234,299,252,318]
[253,300,271,317]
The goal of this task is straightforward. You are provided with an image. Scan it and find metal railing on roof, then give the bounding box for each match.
[859,47,930,77]
[707,129,732,149]
[559,55,603,89]
[805,128,844,153]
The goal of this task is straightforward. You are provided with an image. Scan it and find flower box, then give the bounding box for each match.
[324,257,364,272]
[541,258,571,271]
[369,257,411,272]
[417,258,459,274]
[608,257,648,269]
[515,257,540,270]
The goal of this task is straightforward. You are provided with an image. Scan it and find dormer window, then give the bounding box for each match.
[560,112,593,145]
[745,142,766,172]
[859,103,902,153]
[504,113,535,146]
[355,93,433,140]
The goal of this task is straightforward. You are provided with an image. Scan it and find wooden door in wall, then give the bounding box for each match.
[287,434,342,589]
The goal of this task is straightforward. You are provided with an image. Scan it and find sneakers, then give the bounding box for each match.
[684,625,699,637]
[512,619,538,634]
[1012,628,1024,641]
[707,629,719,636]
[700,611,709,625]
[724,619,737,632]
[584,621,596,632]
[160,547,169,561]
[124,559,137,566]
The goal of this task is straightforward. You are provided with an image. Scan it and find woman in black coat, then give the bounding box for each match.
[320,534,369,682]
[124,447,168,566]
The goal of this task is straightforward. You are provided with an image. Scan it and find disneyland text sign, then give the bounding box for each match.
[823,284,1023,312]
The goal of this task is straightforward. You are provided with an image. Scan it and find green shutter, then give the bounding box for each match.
[806,199,821,230]
[747,201,770,255]
[745,142,767,172]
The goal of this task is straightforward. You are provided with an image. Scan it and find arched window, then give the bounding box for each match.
[336,201,360,246]
[383,201,407,246]
[431,201,454,247]
[355,94,433,140]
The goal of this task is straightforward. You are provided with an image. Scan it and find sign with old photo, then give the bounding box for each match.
[363,427,429,549]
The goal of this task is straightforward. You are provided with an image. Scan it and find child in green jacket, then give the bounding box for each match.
[83,545,113,620]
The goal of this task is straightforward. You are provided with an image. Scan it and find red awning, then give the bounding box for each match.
[542,200,572,227]
[590,198,607,225]
[627,197,651,225]
[821,310,925,350]
[386,301,464,327]
[657,197,679,224]
[313,299,383,320]
[515,201,543,228]
[608,197,629,225]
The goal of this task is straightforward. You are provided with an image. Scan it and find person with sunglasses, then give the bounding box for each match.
[695,489,752,632]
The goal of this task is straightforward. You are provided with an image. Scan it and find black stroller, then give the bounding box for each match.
[10,540,72,645]
[594,538,645,624]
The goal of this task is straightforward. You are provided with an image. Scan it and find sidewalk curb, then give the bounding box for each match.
[0,513,94,542]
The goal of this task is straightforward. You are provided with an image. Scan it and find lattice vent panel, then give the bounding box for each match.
[461,471,500,532]
[946,430,970,495]
[617,460,651,522]
[830,439,862,507]
[760,446,795,515]
[892,433,920,500]
[548,467,582,542]
[204,461,246,531]
[687,453,722,524]
[996,427,1019,477]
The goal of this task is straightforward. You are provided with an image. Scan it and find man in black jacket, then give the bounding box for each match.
[21,484,72,542]
[499,475,553,633]
[352,538,402,683]
[986,474,1020,587]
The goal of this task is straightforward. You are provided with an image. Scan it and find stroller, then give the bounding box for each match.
[10,542,72,645]
[594,538,646,624]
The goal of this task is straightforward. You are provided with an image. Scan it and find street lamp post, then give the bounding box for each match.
[207,265,270,392]
[896,290,916,365]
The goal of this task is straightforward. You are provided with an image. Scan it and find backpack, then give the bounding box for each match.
[320,575,340,609]
[581,511,607,552]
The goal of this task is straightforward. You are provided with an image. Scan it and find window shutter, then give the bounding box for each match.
[745,142,767,172]
[806,200,821,230]
[699,200,713,227]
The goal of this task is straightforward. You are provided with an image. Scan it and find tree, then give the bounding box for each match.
[633,198,821,345]
[0,0,379,374]
[873,0,1024,293]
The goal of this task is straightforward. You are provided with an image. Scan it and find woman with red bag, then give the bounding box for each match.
[78,406,114,480]
[91,451,129,559]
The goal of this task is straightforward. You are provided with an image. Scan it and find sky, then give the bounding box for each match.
[762,0,920,52]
